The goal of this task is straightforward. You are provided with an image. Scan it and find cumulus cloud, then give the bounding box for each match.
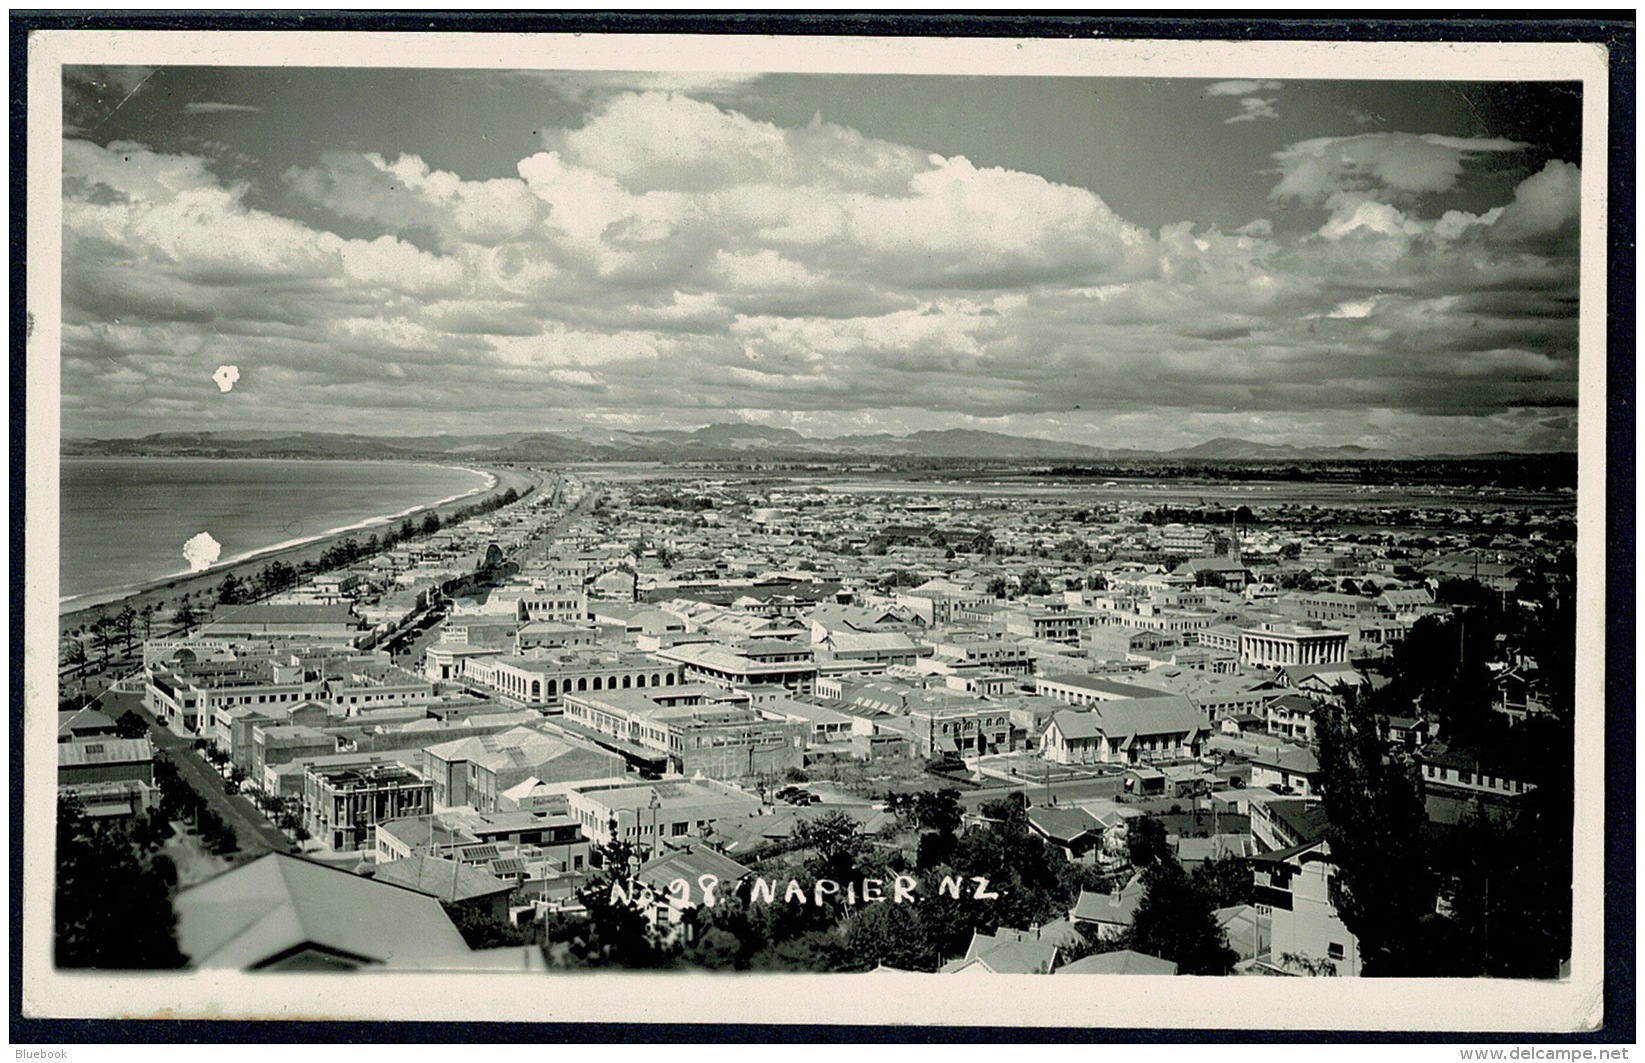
[1271,132,1528,207]
[1225,97,1279,124]
[1206,80,1283,97]
[60,91,1581,452]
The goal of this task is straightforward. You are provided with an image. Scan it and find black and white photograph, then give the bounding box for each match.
[17,22,1621,1036]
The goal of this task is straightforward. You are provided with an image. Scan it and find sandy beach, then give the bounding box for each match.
[58,463,544,640]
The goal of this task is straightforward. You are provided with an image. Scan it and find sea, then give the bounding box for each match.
[59,457,494,607]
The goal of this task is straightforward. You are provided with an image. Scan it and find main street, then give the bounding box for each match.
[104,690,295,857]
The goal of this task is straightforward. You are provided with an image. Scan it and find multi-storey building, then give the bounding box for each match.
[1239,622,1350,669]
[421,725,627,812]
[562,687,806,781]
[459,650,685,708]
[1251,837,1362,976]
[567,778,762,851]
[250,723,336,782]
[303,758,433,852]
[654,641,819,697]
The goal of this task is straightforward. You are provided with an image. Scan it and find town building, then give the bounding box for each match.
[567,778,762,850]
[562,687,806,781]
[421,725,627,812]
[303,758,434,851]
[1239,622,1351,669]
[458,650,685,708]
[1039,697,1210,766]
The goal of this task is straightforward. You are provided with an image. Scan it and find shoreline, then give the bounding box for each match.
[58,463,542,631]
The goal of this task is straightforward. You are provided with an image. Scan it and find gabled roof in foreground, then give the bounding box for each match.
[1056,949,1178,975]
[173,852,471,970]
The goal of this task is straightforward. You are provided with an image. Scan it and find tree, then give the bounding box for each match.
[1126,816,1170,868]
[445,902,541,950]
[1128,857,1236,975]
[62,637,88,676]
[792,809,867,885]
[542,832,675,969]
[1190,854,1255,909]
[174,599,199,630]
[113,711,149,740]
[217,573,246,606]
[55,797,186,969]
[1315,688,1437,976]
[421,512,442,536]
[115,605,139,655]
[1019,567,1053,596]
[89,615,117,668]
[889,788,963,871]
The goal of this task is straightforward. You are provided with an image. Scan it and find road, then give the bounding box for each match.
[108,691,295,857]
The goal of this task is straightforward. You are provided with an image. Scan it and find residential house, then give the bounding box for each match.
[370,853,516,924]
[938,928,1060,974]
[1056,949,1177,975]
[1264,693,1319,745]
[1251,837,1362,976]
[1069,877,1147,941]
[1026,805,1105,864]
[1249,745,1323,797]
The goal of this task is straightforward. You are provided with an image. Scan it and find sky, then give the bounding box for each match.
[59,67,1584,452]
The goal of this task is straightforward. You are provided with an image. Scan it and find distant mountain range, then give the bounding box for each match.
[60,425,1554,463]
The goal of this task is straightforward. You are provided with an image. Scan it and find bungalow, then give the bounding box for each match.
[939,928,1061,974]
[1025,805,1104,864]
[369,853,516,924]
[1069,877,1146,941]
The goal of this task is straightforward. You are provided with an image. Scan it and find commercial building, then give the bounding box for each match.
[459,650,684,708]
[654,641,819,697]
[251,724,336,782]
[1239,622,1350,669]
[303,759,434,852]
[421,726,627,812]
[562,687,806,781]
[567,779,762,850]
[200,603,365,642]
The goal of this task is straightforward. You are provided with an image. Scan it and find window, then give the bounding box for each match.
[1327,942,1345,961]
